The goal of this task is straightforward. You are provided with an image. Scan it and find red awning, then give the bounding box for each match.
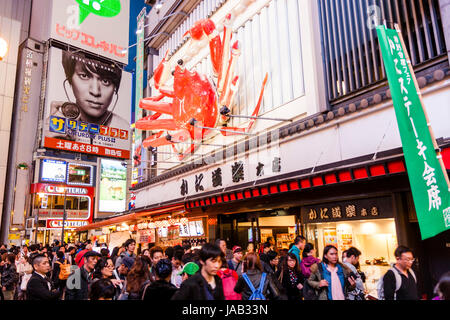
[74,204,185,232]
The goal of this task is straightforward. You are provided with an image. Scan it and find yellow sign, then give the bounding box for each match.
[8,233,21,240]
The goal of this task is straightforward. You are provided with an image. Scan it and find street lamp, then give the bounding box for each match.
[0,37,8,61]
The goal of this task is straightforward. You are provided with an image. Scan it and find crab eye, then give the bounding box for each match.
[177,59,184,66]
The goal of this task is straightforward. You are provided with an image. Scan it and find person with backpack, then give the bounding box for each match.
[218,256,241,300]
[378,245,419,300]
[234,252,285,300]
[306,245,356,300]
[172,243,225,300]
[343,247,366,300]
[275,252,304,300]
[51,251,70,297]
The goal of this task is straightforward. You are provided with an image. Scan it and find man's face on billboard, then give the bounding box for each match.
[71,62,115,121]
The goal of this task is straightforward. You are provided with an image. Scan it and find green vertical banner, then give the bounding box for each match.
[377,25,450,239]
[132,7,146,183]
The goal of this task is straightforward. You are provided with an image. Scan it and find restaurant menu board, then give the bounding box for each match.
[195,221,204,236]
[323,229,338,247]
[337,229,353,252]
[158,227,168,238]
[179,221,204,237]
[138,229,155,243]
[179,224,190,237]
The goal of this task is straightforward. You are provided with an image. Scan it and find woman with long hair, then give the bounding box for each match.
[275,252,304,300]
[121,256,151,300]
[307,245,356,300]
[234,252,285,300]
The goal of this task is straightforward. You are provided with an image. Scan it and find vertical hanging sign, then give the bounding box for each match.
[132,7,146,184]
[377,25,450,239]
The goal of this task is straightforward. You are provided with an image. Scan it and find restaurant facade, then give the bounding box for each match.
[75,0,450,298]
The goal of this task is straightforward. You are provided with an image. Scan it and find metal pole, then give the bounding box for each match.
[61,188,67,245]
[34,193,38,244]
[193,124,256,136]
[224,114,293,122]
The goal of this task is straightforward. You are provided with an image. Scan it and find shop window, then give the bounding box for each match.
[79,197,89,210]
[306,218,398,299]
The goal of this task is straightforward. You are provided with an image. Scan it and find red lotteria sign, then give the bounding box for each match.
[46,219,89,229]
[31,183,94,197]
[31,183,94,224]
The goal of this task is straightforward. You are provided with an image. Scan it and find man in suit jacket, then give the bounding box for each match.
[26,254,60,300]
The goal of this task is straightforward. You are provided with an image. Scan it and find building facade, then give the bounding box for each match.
[76,0,450,299]
[1,0,133,245]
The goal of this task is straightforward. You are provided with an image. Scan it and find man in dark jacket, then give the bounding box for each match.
[172,243,225,300]
[26,254,60,300]
[65,250,100,300]
[143,259,178,300]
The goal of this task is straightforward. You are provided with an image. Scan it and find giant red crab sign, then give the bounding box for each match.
[135,1,268,160]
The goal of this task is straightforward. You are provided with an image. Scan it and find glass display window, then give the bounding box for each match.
[305,218,398,299]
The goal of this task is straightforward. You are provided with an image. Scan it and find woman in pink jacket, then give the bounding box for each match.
[300,243,321,279]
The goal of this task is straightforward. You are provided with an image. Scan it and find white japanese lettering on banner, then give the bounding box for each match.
[388,35,442,211]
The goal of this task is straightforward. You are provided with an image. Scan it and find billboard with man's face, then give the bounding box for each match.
[42,47,132,159]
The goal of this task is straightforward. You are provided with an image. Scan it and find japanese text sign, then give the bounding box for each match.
[377,25,450,239]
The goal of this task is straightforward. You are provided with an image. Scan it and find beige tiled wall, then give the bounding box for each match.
[0,0,31,230]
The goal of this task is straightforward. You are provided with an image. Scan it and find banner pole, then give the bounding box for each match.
[394,24,450,190]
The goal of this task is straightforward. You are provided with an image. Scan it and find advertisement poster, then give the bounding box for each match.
[32,0,130,64]
[67,163,93,185]
[98,159,127,212]
[41,159,67,182]
[323,229,338,247]
[43,47,131,159]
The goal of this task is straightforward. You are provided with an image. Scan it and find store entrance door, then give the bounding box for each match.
[218,213,258,249]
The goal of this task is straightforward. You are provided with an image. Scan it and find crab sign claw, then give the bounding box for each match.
[184,19,223,77]
[153,50,171,90]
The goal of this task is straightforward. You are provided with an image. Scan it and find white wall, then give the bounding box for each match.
[0,0,32,231]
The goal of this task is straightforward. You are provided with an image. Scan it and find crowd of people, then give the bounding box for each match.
[0,236,449,301]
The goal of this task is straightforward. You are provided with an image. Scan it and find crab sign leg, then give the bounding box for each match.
[223,76,239,111]
[139,100,173,115]
[220,73,268,136]
[135,117,177,131]
[142,131,165,148]
[218,14,233,94]
[220,41,240,106]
